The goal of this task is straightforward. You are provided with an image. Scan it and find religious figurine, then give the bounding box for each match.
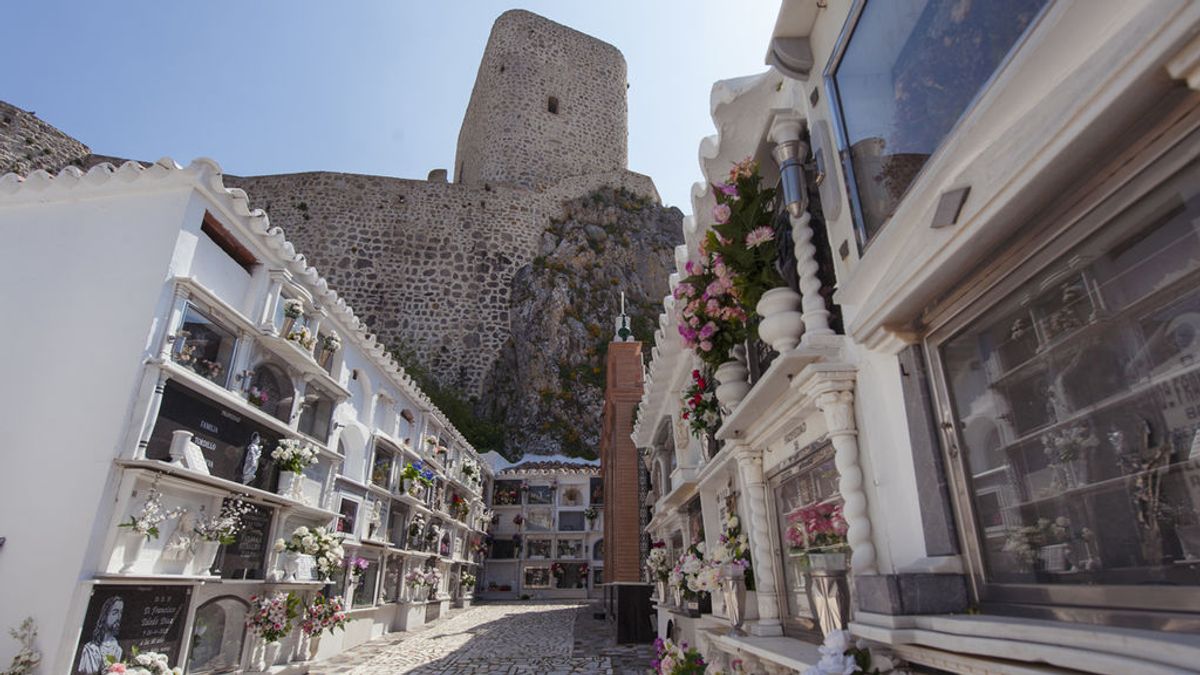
[240,432,263,485]
[162,510,195,561]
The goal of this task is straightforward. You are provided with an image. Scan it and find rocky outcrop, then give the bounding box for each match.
[480,188,683,458]
[0,102,90,176]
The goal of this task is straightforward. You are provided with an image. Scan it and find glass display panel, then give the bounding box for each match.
[941,158,1200,589]
[382,557,402,603]
[526,538,553,560]
[524,566,552,588]
[246,363,292,422]
[831,0,1046,242]
[298,387,334,442]
[528,485,554,505]
[493,480,522,506]
[590,477,604,505]
[389,503,410,548]
[186,596,247,674]
[172,303,236,386]
[555,563,588,589]
[770,444,838,634]
[352,559,380,608]
[526,509,553,532]
[557,539,584,559]
[372,445,394,489]
[337,499,359,538]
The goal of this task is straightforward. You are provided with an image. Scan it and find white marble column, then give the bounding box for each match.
[259,270,288,333]
[160,285,192,360]
[734,444,784,636]
[134,371,171,459]
[815,387,877,574]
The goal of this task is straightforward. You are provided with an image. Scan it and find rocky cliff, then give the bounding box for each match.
[479,188,682,457]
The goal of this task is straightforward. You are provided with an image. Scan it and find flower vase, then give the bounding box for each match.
[306,633,322,661]
[720,564,747,636]
[278,470,303,500]
[714,359,750,410]
[319,349,333,369]
[805,553,849,638]
[264,640,283,669]
[119,532,146,574]
[671,586,682,608]
[280,551,300,580]
[191,540,221,576]
[280,316,296,338]
[655,580,667,604]
[756,287,804,353]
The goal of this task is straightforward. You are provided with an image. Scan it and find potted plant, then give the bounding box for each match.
[117,488,184,574]
[272,439,318,500]
[707,158,803,354]
[286,325,317,352]
[425,568,442,600]
[246,592,299,672]
[404,568,430,601]
[246,386,269,409]
[274,525,345,581]
[280,298,304,337]
[680,368,720,439]
[299,593,348,661]
[674,253,750,410]
[646,543,672,602]
[190,498,253,575]
[651,637,707,675]
[318,331,342,368]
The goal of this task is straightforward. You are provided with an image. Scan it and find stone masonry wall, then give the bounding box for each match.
[455,10,628,190]
[0,101,90,177]
[227,168,660,396]
[226,171,540,393]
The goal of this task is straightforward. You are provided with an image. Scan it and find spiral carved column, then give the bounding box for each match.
[791,209,833,337]
[735,445,783,635]
[769,114,833,338]
[816,388,877,574]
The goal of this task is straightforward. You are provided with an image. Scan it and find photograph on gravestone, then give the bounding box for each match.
[217,502,274,579]
[146,382,282,492]
[71,584,191,674]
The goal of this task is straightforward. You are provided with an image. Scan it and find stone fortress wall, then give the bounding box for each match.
[1,10,660,399]
[455,9,629,190]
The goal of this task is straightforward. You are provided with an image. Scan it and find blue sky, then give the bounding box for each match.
[1,1,780,212]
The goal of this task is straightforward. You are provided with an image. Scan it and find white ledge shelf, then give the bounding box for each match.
[117,459,339,521]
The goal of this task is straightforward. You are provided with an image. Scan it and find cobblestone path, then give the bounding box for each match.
[311,602,652,675]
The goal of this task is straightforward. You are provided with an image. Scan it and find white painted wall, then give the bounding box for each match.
[0,188,192,669]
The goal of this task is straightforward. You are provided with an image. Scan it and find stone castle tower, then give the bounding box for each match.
[455,10,628,190]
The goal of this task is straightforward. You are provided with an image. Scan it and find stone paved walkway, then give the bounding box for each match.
[311,601,653,675]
